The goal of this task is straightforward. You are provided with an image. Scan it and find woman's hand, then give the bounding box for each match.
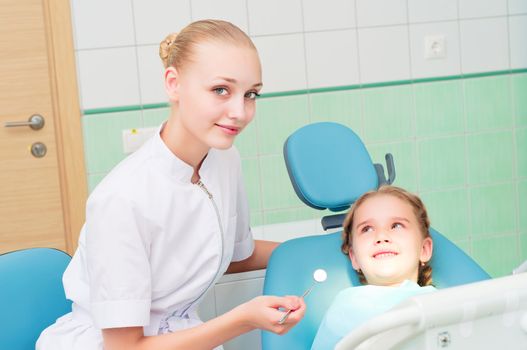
[102,295,306,350]
[235,295,306,335]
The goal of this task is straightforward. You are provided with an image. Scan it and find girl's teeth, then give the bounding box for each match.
[375,252,396,259]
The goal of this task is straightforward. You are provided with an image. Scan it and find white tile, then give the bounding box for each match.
[356,0,407,27]
[132,0,191,45]
[191,0,249,33]
[407,0,458,23]
[459,18,509,74]
[302,0,356,31]
[459,0,507,19]
[358,26,411,84]
[137,45,167,105]
[509,15,527,69]
[77,47,141,109]
[305,30,360,88]
[71,0,135,49]
[509,0,527,14]
[247,0,303,36]
[409,21,461,79]
[252,34,307,93]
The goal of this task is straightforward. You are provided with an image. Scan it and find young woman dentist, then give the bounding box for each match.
[37,19,306,350]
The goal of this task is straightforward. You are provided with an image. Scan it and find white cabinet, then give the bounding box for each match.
[198,270,266,350]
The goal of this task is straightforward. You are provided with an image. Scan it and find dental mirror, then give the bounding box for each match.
[278,268,327,324]
[313,268,327,284]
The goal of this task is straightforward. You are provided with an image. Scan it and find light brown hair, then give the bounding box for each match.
[159,19,257,70]
[341,185,433,286]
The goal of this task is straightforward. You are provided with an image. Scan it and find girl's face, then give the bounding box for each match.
[166,41,262,157]
[348,194,432,286]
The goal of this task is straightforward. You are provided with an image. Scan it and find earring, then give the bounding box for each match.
[420,261,425,267]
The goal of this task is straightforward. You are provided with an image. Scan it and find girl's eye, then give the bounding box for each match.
[392,222,403,229]
[214,87,228,96]
[245,91,260,100]
[361,226,373,233]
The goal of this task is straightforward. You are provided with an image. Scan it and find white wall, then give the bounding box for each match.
[71,0,527,110]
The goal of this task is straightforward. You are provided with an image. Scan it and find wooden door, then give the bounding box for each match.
[0,0,87,255]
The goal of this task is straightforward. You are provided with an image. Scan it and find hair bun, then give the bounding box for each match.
[159,32,178,68]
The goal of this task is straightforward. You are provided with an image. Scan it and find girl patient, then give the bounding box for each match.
[311,185,436,349]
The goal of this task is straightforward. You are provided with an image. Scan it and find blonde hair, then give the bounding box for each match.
[159,19,257,70]
[341,185,433,286]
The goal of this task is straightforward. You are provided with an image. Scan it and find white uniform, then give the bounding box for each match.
[37,127,255,349]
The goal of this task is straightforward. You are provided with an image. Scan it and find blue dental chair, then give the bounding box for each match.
[0,248,72,350]
[261,122,490,350]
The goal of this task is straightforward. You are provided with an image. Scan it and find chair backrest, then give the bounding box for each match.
[262,122,491,350]
[0,248,72,350]
[283,122,378,212]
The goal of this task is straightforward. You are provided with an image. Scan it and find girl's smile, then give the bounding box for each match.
[372,251,398,259]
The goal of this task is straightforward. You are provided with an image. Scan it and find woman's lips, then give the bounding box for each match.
[216,124,240,135]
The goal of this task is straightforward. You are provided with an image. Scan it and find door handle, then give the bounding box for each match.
[4,114,45,130]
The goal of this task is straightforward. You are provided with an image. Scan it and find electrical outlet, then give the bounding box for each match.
[122,127,157,154]
[424,35,446,60]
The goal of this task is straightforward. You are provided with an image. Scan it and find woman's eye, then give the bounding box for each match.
[214,87,228,96]
[245,91,260,100]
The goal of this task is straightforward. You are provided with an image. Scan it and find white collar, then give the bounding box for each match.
[152,123,217,184]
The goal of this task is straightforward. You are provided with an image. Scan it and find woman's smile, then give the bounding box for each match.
[215,123,241,135]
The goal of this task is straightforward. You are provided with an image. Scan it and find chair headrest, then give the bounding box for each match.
[283,122,378,212]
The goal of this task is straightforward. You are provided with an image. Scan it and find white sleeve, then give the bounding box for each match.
[230,153,255,262]
[85,193,152,329]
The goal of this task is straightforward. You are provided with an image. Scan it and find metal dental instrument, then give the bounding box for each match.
[278,269,327,325]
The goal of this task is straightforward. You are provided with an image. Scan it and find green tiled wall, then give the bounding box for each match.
[464,76,513,131]
[519,181,527,232]
[417,136,466,191]
[83,110,142,173]
[472,234,520,277]
[414,80,464,137]
[469,183,516,237]
[309,90,362,133]
[83,73,527,277]
[256,96,310,155]
[517,128,527,176]
[420,189,469,243]
[512,74,527,127]
[362,85,414,143]
[467,131,514,184]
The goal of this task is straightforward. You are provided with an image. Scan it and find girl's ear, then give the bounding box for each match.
[164,66,180,102]
[348,249,361,271]
[420,237,433,264]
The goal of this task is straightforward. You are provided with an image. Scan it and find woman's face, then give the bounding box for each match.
[167,41,262,156]
[348,194,433,286]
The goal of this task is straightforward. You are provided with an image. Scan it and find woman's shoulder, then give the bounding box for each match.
[88,141,158,202]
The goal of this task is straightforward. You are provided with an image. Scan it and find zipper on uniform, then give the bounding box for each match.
[179,179,225,317]
[196,179,213,199]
